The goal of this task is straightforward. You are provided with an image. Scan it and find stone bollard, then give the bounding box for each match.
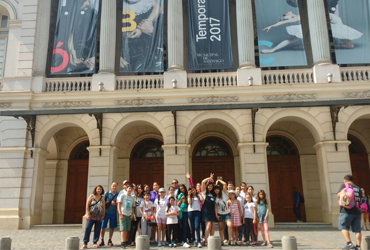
[282,236,298,250]
[362,236,370,250]
[136,235,150,250]
[65,237,79,250]
[0,237,11,250]
[208,236,221,250]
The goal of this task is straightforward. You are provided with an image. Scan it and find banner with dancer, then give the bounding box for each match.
[326,0,370,64]
[120,0,164,73]
[255,0,307,67]
[188,0,233,70]
[50,0,99,75]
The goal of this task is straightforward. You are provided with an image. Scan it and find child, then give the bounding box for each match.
[244,194,257,246]
[256,190,273,248]
[236,186,245,244]
[166,196,180,248]
[188,185,203,248]
[154,188,168,247]
[227,190,242,245]
[140,191,154,239]
[117,184,135,249]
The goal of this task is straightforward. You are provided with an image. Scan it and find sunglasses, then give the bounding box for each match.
[172,182,178,184]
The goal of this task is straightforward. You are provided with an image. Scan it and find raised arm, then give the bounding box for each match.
[263,16,300,32]
[201,177,211,193]
[217,179,227,193]
[186,172,194,186]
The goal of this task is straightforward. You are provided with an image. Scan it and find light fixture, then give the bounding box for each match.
[172,79,177,88]
[327,73,333,83]
[248,76,253,86]
[98,82,104,91]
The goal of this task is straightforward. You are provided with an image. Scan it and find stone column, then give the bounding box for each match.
[162,144,190,188]
[92,0,117,91]
[164,0,187,89]
[314,140,351,227]
[307,0,341,83]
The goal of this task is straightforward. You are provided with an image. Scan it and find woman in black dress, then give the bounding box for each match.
[201,175,217,246]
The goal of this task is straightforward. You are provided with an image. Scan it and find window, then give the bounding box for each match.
[131,139,164,158]
[69,141,90,160]
[266,136,298,156]
[0,12,9,78]
[194,137,232,157]
[348,135,367,155]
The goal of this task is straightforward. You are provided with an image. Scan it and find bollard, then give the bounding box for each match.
[136,235,150,250]
[282,236,298,250]
[65,237,79,250]
[362,236,370,250]
[208,236,221,250]
[0,237,11,250]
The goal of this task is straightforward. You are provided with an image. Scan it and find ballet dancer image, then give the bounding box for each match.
[261,11,303,53]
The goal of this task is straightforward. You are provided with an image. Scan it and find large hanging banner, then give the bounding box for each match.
[326,0,370,64]
[50,0,99,75]
[255,0,307,67]
[120,0,164,73]
[188,0,233,70]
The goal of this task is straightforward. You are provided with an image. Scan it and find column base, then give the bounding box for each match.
[164,70,187,89]
[237,67,262,86]
[313,64,341,84]
[0,209,31,229]
[268,213,275,228]
[92,72,116,91]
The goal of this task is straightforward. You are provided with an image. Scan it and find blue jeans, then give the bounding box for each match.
[181,212,189,243]
[83,220,102,244]
[188,211,201,243]
[293,204,302,221]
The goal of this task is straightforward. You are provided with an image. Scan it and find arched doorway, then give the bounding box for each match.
[64,141,89,224]
[192,137,235,184]
[267,136,306,222]
[349,134,370,193]
[130,139,164,186]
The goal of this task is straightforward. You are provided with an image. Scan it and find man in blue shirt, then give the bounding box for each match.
[293,187,302,223]
[99,182,118,247]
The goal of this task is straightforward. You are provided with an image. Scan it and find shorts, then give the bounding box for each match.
[338,213,361,233]
[217,213,231,222]
[102,213,117,229]
[156,217,167,225]
[119,215,132,231]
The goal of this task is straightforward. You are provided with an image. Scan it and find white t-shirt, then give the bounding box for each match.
[118,193,134,216]
[244,202,256,219]
[166,205,180,224]
[237,196,245,216]
[140,200,153,218]
[135,197,144,217]
[154,197,168,219]
[188,195,201,212]
[216,191,229,215]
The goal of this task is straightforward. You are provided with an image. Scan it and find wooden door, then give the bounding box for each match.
[192,157,235,185]
[350,155,370,193]
[130,158,164,187]
[64,159,89,224]
[268,155,306,222]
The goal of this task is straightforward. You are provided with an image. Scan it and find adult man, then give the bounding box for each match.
[172,179,179,197]
[99,182,118,247]
[117,184,135,249]
[337,175,362,250]
[293,187,302,223]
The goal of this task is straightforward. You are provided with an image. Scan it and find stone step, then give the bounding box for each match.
[274,222,332,229]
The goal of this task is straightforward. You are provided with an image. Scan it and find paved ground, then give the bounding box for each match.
[0,225,369,249]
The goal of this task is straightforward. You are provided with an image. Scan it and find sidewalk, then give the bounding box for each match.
[0,225,368,249]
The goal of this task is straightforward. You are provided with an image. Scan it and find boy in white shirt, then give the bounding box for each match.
[117,184,134,249]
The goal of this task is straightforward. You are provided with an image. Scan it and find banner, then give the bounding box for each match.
[188,0,233,70]
[50,0,99,75]
[255,0,307,67]
[120,0,164,73]
[326,0,370,64]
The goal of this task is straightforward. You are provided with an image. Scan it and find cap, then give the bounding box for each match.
[159,188,166,192]
[123,180,130,185]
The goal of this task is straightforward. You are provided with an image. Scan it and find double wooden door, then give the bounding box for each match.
[350,154,370,193]
[268,155,306,222]
[130,158,164,187]
[64,160,89,224]
[192,157,235,185]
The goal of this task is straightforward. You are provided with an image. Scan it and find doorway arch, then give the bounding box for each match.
[267,136,306,222]
[348,134,370,192]
[64,141,89,224]
[130,138,164,186]
[192,136,235,184]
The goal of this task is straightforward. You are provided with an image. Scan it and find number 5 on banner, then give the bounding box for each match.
[122,10,137,32]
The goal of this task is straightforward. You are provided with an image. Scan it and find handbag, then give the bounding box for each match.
[144,201,157,226]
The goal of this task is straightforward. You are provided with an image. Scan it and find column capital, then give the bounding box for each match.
[313,140,351,149]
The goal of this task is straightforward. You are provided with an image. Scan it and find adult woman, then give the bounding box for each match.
[177,184,190,247]
[82,185,105,249]
[130,184,144,246]
[201,175,217,246]
[361,188,370,230]
[214,180,232,245]
[188,185,203,248]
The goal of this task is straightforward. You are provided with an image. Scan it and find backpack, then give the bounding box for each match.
[299,194,305,204]
[338,183,357,209]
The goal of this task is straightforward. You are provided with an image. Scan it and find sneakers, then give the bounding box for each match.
[355,247,362,250]
[183,242,191,248]
[198,243,202,248]
[169,243,173,247]
[158,242,162,247]
[173,243,177,247]
[342,242,355,250]
[269,243,274,248]
[193,241,197,247]
[121,242,126,249]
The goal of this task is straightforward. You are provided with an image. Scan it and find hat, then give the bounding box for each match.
[123,180,130,185]
[159,188,166,192]
[228,190,238,197]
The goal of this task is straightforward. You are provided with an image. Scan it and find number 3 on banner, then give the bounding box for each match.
[122,10,137,32]
[50,42,69,73]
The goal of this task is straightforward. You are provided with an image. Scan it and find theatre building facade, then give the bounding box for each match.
[1,0,370,229]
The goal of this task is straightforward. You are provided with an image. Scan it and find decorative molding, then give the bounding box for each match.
[263,94,317,101]
[0,102,12,108]
[42,101,92,108]
[114,99,164,106]
[343,91,370,99]
[188,96,239,103]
